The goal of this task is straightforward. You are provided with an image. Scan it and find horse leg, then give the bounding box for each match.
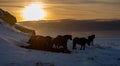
[80,45,82,50]
[83,45,85,50]
[91,40,94,46]
[57,45,60,49]
[80,44,86,50]
[92,40,94,45]
[55,44,58,49]
[72,43,76,49]
[63,43,68,49]
[91,41,93,45]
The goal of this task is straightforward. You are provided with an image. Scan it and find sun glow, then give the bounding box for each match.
[22,3,46,21]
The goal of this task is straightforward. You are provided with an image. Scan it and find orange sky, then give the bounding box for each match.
[0,0,120,22]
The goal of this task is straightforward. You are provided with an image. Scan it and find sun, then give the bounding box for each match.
[22,3,46,21]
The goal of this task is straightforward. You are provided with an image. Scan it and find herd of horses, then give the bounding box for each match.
[22,34,95,53]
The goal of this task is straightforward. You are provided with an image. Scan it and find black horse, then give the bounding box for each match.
[53,35,72,49]
[72,37,89,50]
[87,34,95,45]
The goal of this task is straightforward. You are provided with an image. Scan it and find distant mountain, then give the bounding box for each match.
[19,19,120,37]
[20,19,120,31]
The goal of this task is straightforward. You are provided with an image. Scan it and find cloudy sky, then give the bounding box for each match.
[0,0,120,21]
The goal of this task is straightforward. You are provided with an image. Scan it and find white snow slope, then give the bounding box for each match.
[0,19,120,66]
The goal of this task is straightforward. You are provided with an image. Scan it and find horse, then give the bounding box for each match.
[27,35,40,47]
[45,36,54,50]
[72,37,89,50]
[87,34,95,45]
[53,35,72,49]
[33,35,54,51]
[27,35,45,50]
[26,35,53,50]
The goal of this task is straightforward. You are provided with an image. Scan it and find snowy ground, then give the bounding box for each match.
[0,20,120,66]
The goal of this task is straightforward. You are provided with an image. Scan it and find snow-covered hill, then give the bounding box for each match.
[0,19,120,66]
[0,19,30,44]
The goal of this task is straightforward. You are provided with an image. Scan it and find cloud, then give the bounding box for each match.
[1,0,120,4]
[41,0,120,4]
[0,5,24,8]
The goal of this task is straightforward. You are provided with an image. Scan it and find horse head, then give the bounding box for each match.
[64,35,72,40]
[87,34,96,45]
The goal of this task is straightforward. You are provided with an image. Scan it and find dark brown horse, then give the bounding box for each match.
[27,35,40,49]
[27,35,53,50]
[45,36,54,50]
[53,35,72,49]
[72,37,89,50]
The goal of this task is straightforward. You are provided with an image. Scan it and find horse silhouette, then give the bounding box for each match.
[53,35,72,49]
[26,35,53,50]
[27,35,44,50]
[27,35,40,49]
[72,37,89,50]
[45,36,54,50]
[87,34,95,45]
